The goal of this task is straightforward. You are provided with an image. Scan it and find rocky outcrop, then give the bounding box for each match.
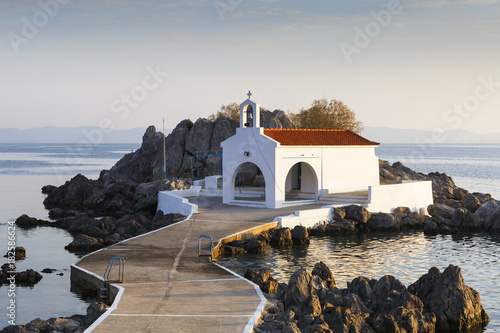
[0,301,108,333]
[380,160,500,234]
[16,212,185,254]
[0,264,43,287]
[254,263,489,333]
[408,265,489,331]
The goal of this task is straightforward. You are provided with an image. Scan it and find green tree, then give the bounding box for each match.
[208,103,240,122]
[291,98,363,133]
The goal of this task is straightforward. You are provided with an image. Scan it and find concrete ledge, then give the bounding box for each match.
[212,222,279,260]
[157,188,200,215]
[274,207,333,228]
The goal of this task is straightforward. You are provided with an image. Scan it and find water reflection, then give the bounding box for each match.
[218,232,500,332]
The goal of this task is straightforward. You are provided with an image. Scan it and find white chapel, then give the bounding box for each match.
[221,92,383,209]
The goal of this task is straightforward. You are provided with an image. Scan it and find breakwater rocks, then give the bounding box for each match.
[15,212,185,254]
[380,160,499,234]
[250,263,489,333]
[1,301,107,333]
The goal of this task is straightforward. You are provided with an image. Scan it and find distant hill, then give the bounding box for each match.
[362,126,500,144]
[0,126,157,143]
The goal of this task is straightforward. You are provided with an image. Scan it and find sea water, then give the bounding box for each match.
[220,143,500,332]
[0,143,139,329]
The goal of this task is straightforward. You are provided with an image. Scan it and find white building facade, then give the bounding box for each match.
[221,93,381,209]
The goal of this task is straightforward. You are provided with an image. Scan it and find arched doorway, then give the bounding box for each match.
[284,162,318,202]
[232,162,266,202]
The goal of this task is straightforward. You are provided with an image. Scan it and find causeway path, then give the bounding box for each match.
[76,197,323,333]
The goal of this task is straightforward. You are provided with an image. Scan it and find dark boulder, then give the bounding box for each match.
[281,269,318,309]
[408,265,489,331]
[344,205,371,223]
[475,199,499,227]
[291,225,309,245]
[367,213,400,231]
[271,227,293,247]
[369,275,406,313]
[485,207,500,232]
[427,204,455,219]
[460,193,481,212]
[333,206,346,220]
[347,276,373,306]
[312,261,336,289]
[244,269,278,294]
[326,220,357,235]
[43,174,100,209]
[423,220,439,235]
[64,234,104,253]
[15,215,50,228]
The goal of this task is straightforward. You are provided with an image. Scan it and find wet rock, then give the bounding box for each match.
[428,204,455,219]
[344,205,371,223]
[271,227,293,247]
[485,207,500,232]
[291,225,309,245]
[14,268,43,285]
[326,220,357,235]
[369,275,406,313]
[367,213,400,231]
[347,276,373,306]
[424,220,439,235]
[453,187,469,200]
[43,173,100,209]
[451,207,483,230]
[461,193,481,213]
[309,222,326,236]
[281,269,318,309]
[221,244,246,256]
[312,261,336,289]
[15,214,50,228]
[41,184,57,194]
[475,199,499,227]
[64,234,104,253]
[408,265,489,331]
[333,206,346,220]
[48,208,77,219]
[244,268,279,293]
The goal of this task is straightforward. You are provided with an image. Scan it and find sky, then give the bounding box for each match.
[1,0,499,135]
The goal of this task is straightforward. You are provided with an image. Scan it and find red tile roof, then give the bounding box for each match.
[263,128,379,146]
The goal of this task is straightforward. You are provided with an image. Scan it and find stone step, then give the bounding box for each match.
[227,200,267,208]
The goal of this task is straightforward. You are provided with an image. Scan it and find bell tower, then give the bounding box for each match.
[240,90,261,128]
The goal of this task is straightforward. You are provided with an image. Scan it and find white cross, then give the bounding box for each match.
[247,90,252,99]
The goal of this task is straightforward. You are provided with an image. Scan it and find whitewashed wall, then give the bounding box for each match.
[221,127,279,208]
[366,181,433,214]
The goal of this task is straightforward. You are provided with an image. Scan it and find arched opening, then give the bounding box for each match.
[233,162,266,202]
[285,162,318,202]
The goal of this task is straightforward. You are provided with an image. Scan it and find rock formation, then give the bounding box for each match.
[253,263,489,333]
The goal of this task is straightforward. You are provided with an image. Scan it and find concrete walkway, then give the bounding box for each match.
[76,197,323,333]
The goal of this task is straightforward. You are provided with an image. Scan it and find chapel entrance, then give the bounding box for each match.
[233,162,266,202]
[285,162,318,202]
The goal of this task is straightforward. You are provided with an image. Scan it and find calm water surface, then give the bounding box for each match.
[219,232,500,332]
[0,143,139,329]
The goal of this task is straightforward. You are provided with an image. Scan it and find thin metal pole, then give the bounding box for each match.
[163,118,166,180]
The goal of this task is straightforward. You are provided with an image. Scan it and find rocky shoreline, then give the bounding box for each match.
[246,262,489,332]
[1,302,108,333]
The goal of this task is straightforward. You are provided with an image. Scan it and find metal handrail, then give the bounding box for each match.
[103,256,125,283]
[198,235,213,257]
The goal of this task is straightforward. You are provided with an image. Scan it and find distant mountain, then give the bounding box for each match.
[362,126,500,144]
[0,126,157,143]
